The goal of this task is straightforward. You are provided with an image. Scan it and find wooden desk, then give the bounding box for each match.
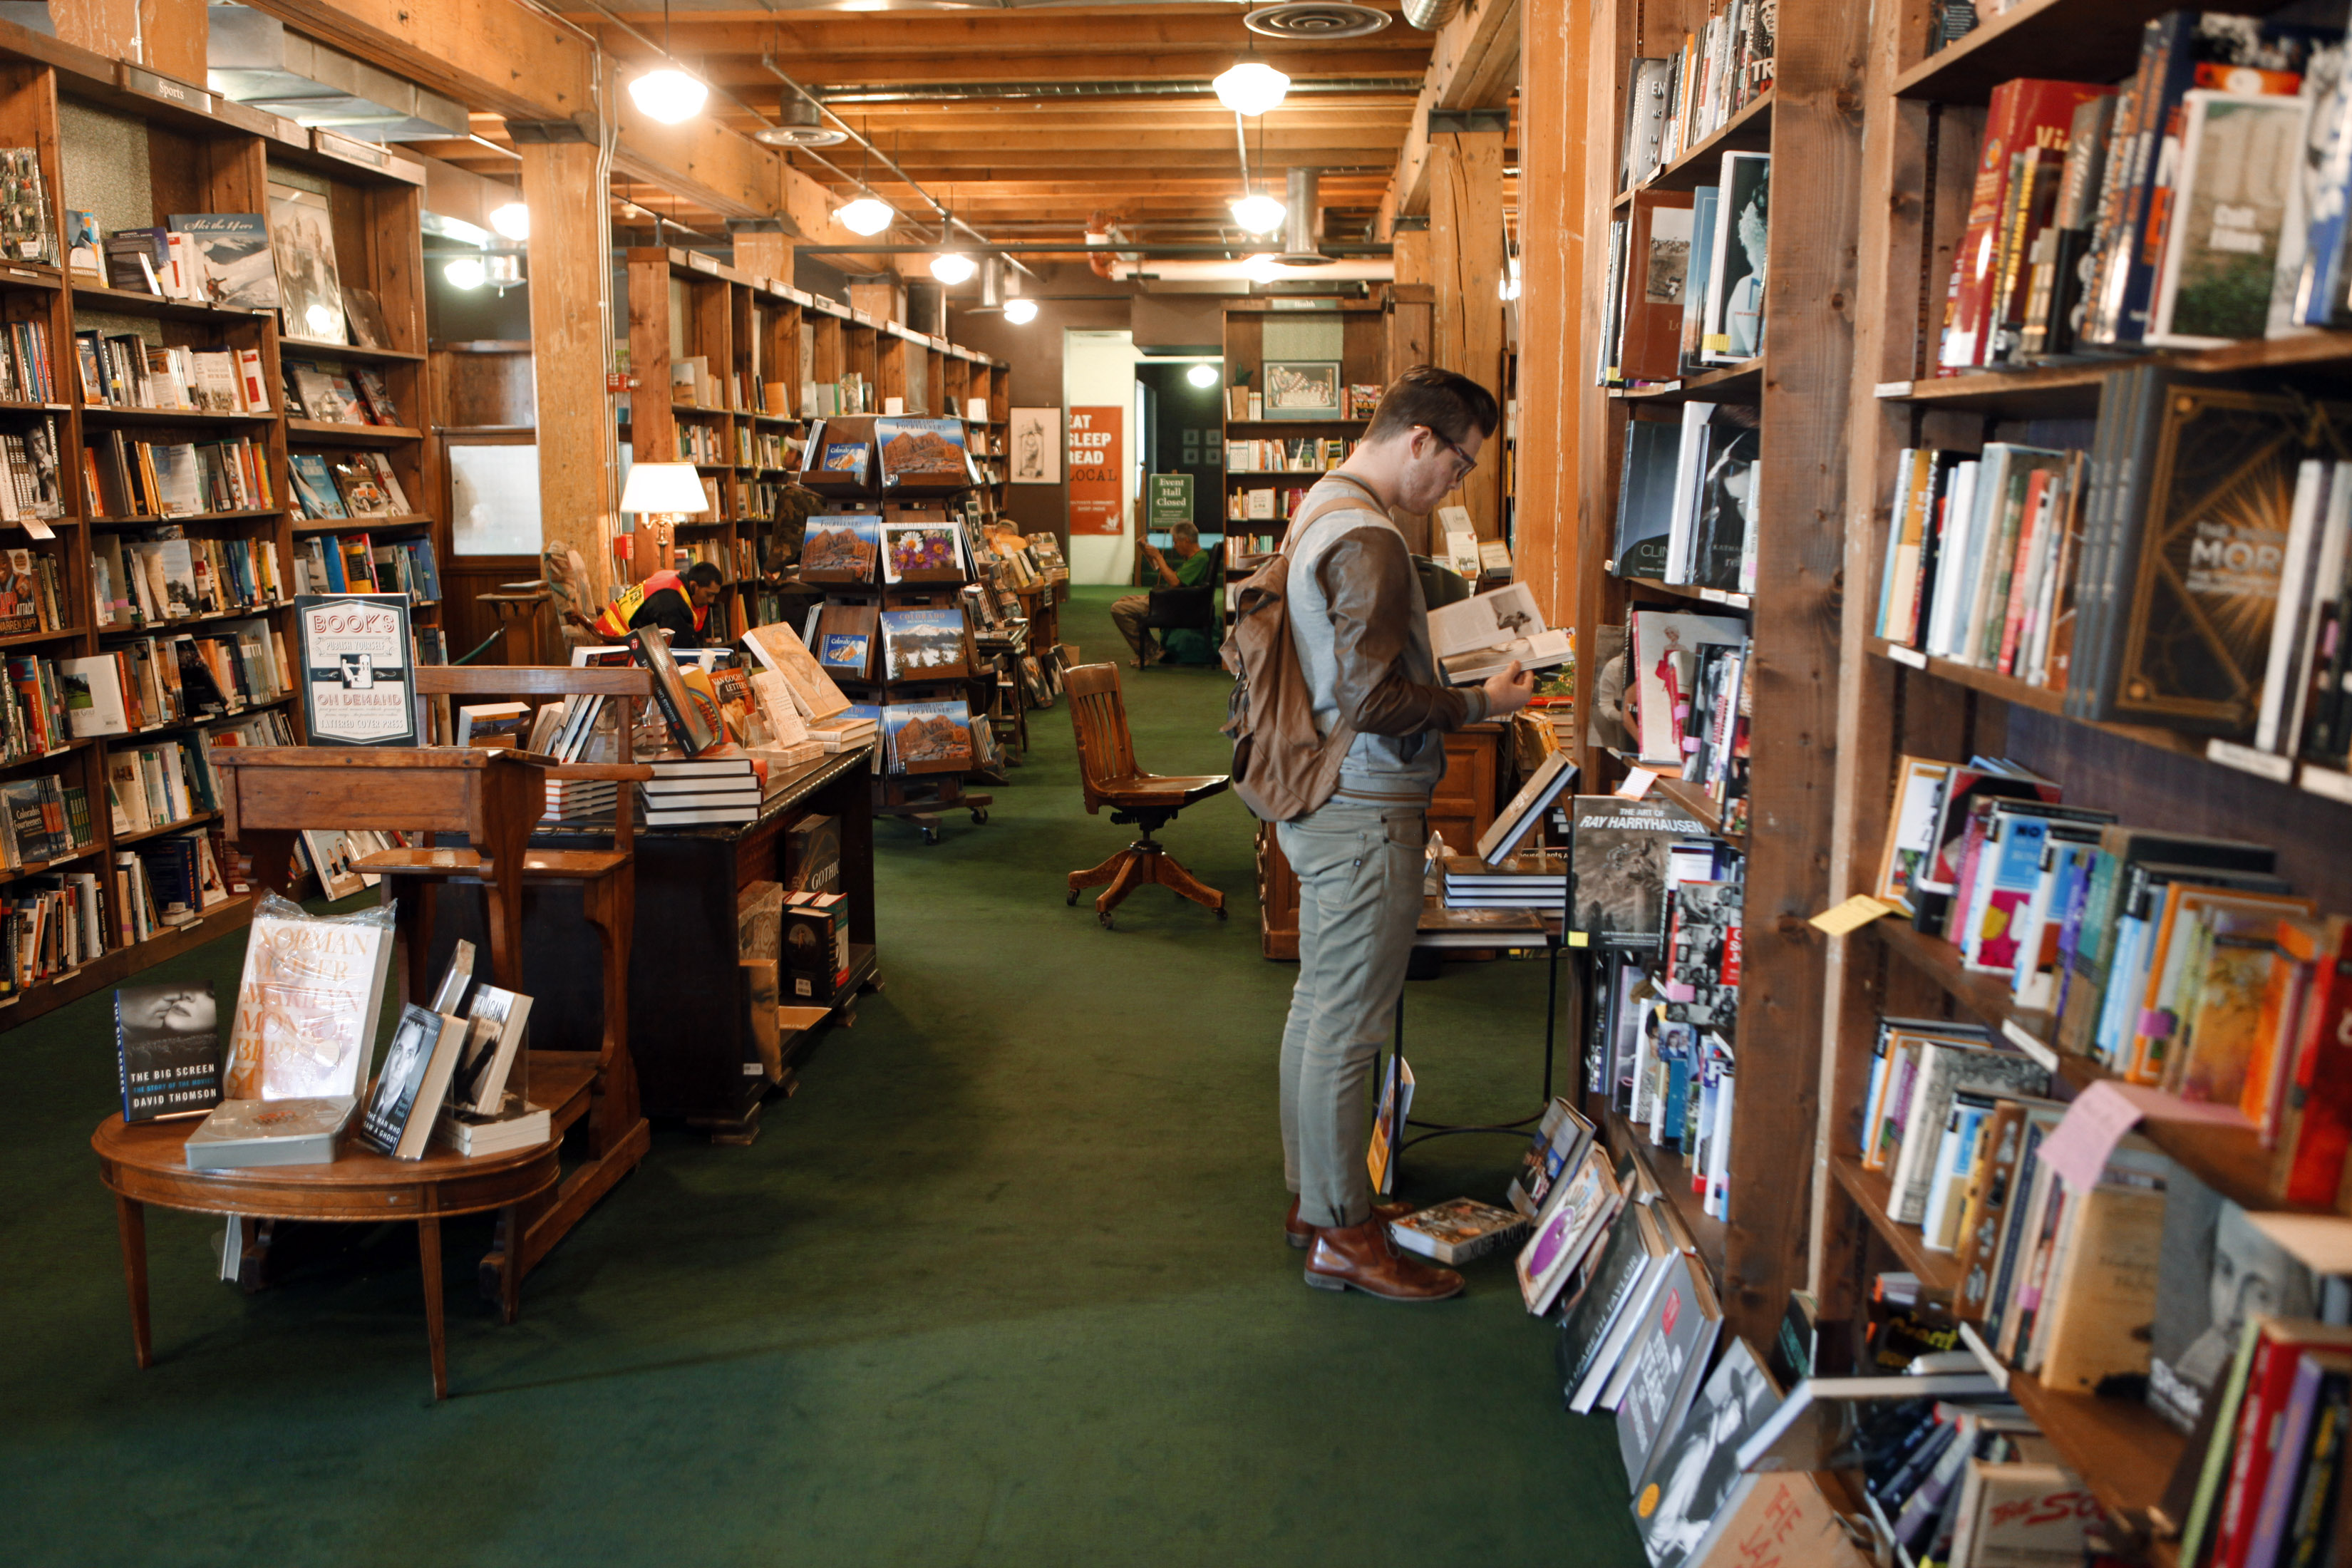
[93,1115,560,1399]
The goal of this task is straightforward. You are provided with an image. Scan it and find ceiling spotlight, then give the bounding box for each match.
[1214,61,1290,116]
[628,67,708,125]
[931,252,977,284]
[837,196,895,237]
[1003,298,1038,325]
[444,257,486,290]
[489,202,530,242]
[1243,253,1285,284]
[1230,192,1286,235]
[1187,363,1219,388]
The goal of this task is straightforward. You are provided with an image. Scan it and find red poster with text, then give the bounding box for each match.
[1066,406,1125,536]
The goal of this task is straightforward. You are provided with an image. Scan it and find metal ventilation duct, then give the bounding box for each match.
[207,6,465,141]
[815,78,1422,105]
[1281,167,1331,265]
[753,97,849,147]
[1401,0,1463,29]
[1244,3,1393,39]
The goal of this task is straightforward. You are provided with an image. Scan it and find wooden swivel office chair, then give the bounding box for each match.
[349,665,655,1296]
[1064,661,1229,928]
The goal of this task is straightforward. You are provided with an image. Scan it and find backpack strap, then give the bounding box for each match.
[1281,473,1386,559]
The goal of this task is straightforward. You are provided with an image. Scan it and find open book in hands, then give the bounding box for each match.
[1428,583,1574,686]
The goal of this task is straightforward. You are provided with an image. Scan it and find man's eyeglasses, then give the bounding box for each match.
[1424,426,1477,477]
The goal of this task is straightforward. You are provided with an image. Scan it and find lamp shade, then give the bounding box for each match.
[620,462,710,515]
[628,68,708,125]
[1214,61,1289,115]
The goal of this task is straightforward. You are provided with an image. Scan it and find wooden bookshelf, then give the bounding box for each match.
[1806,0,2352,1549]
[1551,0,1864,1360]
[1217,302,1388,540]
[623,248,1006,634]
[0,22,451,1030]
[1601,1103,1728,1278]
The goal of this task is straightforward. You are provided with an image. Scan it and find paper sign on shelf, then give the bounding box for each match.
[2038,1078,2254,1194]
[1616,768,1658,800]
[1807,894,1897,936]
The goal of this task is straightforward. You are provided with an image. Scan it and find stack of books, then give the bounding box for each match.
[639,756,760,827]
[541,779,617,825]
[1442,852,1569,911]
[809,712,877,753]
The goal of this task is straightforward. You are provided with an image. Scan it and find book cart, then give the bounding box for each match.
[0,22,450,1035]
[1802,0,2352,1559]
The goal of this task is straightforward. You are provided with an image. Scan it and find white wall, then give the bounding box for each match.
[1062,328,1141,586]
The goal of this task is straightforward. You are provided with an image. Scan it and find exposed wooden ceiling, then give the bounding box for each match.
[419,4,1444,257]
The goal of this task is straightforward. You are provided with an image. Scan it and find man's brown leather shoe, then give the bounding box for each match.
[1303,1219,1465,1301]
[1284,1195,1416,1249]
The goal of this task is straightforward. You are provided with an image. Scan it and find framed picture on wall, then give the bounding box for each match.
[1262,360,1343,421]
[1009,407,1061,484]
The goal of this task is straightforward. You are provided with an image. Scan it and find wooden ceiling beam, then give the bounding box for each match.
[1380,0,1520,227]
[246,0,596,124]
[572,11,1428,56]
[630,49,1434,88]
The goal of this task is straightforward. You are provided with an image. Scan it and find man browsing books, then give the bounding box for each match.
[1275,366,1533,1301]
[590,561,723,650]
[1110,520,1214,668]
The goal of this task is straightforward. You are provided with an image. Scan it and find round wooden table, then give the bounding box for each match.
[93,1115,562,1399]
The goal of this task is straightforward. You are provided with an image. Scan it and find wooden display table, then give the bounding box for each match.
[93,1115,561,1400]
[425,747,882,1143]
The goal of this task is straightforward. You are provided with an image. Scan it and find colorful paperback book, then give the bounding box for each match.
[165,213,279,311]
[294,593,416,746]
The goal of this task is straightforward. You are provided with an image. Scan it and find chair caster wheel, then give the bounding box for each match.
[921,827,939,846]
[1098,912,1113,929]
[1215,907,1228,921]
[970,809,988,825]
[1066,890,1078,906]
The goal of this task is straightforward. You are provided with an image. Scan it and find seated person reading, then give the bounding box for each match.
[1110,521,1214,668]
[591,561,724,650]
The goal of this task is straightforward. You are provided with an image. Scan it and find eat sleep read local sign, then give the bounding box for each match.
[1066,406,1125,537]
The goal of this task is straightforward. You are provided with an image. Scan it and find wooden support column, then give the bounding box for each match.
[1428,129,1506,540]
[1515,0,1594,638]
[519,138,615,609]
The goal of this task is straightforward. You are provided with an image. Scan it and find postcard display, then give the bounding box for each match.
[0,38,450,1033]
[795,413,996,837]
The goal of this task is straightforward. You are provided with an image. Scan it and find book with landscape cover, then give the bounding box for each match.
[224,898,394,1100]
[876,416,973,493]
[880,607,969,681]
[881,699,973,775]
[115,981,221,1122]
[1570,795,1710,941]
[165,213,279,310]
[800,514,880,584]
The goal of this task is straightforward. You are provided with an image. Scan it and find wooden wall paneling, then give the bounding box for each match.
[434,346,533,428]
[1224,311,1262,402]
[1383,282,1433,383]
[876,332,907,412]
[1340,311,1386,387]
[1717,0,1867,1353]
[848,276,904,326]
[1427,128,1507,540]
[731,279,756,413]
[1812,0,1940,1309]
[1574,0,1630,772]
[809,309,842,388]
[517,140,611,600]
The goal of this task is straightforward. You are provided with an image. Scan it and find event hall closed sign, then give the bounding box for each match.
[1067,406,1123,535]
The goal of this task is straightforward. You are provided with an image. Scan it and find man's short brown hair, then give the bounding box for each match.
[1363,365,1500,447]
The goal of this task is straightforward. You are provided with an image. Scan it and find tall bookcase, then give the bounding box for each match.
[1217,299,1382,541]
[1805,0,2352,1552]
[624,247,1006,635]
[1554,0,1865,1355]
[0,24,446,1034]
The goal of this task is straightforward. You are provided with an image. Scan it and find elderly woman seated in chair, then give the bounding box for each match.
[1111,520,1216,669]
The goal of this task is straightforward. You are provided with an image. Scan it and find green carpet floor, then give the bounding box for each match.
[2,587,1646,1567]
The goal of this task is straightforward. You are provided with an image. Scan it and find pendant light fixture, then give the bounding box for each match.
[833,115,896,237]
[930,252,976,284]
[1003,298,1038,325]
[628,0,708,125]
[1230,192,1286,235]
[1214,61,1290,116]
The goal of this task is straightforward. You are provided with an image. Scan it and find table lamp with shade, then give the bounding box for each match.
[619,461,710,573]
